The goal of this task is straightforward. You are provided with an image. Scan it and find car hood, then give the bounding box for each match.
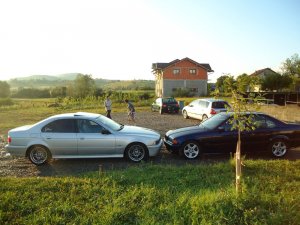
[119,125,160,138]
[166,125,209,138]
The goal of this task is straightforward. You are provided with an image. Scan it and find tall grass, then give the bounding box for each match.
[0,160,299,224]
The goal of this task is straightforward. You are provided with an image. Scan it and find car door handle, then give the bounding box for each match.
[80,138,85,140]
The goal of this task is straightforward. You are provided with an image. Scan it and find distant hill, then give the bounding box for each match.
[56,73,81,80]
[7,74,155,90]
[9,73,81,81]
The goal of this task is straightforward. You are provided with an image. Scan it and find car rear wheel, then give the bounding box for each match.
[183,110,189,119]
[270,140,288,157]
[126,143,149,162]
[28,145,51,165]
[202,114,208,121]
[181,141,201,159]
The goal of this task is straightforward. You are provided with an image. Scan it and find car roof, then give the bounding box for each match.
[198,98,227,102]
[49,112,100,119]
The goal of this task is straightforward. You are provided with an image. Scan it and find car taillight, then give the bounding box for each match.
[210,108,217,115]
[7,136,11,143]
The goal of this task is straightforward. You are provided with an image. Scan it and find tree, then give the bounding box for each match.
[281,53,300,91]
[0,81,10,98]
[261,73,292,91]
[223,77,260,193]
[236,73,261,93]
[216,75,230,93]
[73,74,96,98]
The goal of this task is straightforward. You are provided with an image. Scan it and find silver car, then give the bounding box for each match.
[5,112,163,165]
[182,98,231,121]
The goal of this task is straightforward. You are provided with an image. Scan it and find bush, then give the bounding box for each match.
[172,88,194,97]
[0,98,13,107]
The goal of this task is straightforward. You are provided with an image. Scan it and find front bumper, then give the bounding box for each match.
[163,138,181,153]
[148,138,163,157]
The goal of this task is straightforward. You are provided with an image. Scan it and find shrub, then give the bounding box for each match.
[0,98,13,107]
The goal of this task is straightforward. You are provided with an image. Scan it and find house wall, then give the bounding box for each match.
[163,59,208,80]
[163,79,207,97]
[162,59,208,97]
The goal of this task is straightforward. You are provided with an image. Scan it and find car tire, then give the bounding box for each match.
[202,114,208,121]
[151,106,155,112]
[183,110,189,119]
[270,139,288,157]
[180,141,201,159]
[28,145,51,165]
[125,143,149,162]
[159,107,163,114]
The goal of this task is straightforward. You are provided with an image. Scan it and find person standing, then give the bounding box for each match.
[124,99,135,123]
[104,96,112,119]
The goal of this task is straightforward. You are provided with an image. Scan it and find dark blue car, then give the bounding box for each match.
[164,112,300,159]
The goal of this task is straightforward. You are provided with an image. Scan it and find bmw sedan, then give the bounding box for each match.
[5,112,163,165]
[164,112,300,159]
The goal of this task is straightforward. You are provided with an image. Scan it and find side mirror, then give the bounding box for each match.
[101,129,111,135]
[189,104,193,107]
[217,126,225,132]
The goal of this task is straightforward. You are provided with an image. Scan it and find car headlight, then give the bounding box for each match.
[150,138,161,146]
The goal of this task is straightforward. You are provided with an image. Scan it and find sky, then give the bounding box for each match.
[0,0,299,82]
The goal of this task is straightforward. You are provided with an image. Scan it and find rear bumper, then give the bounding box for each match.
[5,144,26,157]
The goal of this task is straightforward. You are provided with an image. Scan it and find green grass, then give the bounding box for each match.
[0,160,299,224]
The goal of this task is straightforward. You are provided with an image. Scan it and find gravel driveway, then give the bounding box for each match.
[1,111,299,177]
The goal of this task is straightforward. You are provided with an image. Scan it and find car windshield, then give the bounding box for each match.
[200,113,230,130]
[95,115,122,131]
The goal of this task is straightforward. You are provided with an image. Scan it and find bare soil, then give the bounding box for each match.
[1,111,299,177]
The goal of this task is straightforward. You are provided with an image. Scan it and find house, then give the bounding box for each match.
[249,68,279,91]
[152,57,213,97]
[250,68,279,79]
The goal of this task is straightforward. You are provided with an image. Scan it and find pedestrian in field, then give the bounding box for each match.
[104,95,112,119]
[124,99,135,123]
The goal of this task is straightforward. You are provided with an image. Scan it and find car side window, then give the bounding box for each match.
[42,119,76,133]
[252,115,277,129]
[77,119,104,133]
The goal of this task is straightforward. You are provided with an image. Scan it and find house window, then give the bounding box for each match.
[173,69,180,75]
[189,69,197,75]
[189,88,198,93]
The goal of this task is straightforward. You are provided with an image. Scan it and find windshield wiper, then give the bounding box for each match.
[118,124,124,131]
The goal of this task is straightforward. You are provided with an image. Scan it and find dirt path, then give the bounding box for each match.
[1,111,299,177]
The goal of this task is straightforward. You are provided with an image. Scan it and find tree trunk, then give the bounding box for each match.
[236,129,242,194]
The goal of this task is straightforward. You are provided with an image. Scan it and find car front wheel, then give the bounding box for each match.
[183,110,189,119]
[181,141,201,159]
[270,140,288,157]
[126,143,148,162]
[28,145,51,165]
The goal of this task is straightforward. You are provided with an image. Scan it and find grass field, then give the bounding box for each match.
[0,98,300,224]
[0,160,299,224]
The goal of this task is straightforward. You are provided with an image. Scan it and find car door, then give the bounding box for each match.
[187,100,200,119]
[241,114,278,152]
[76,119,116,156]
[201,119,237,153]
[41,119,78,156]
